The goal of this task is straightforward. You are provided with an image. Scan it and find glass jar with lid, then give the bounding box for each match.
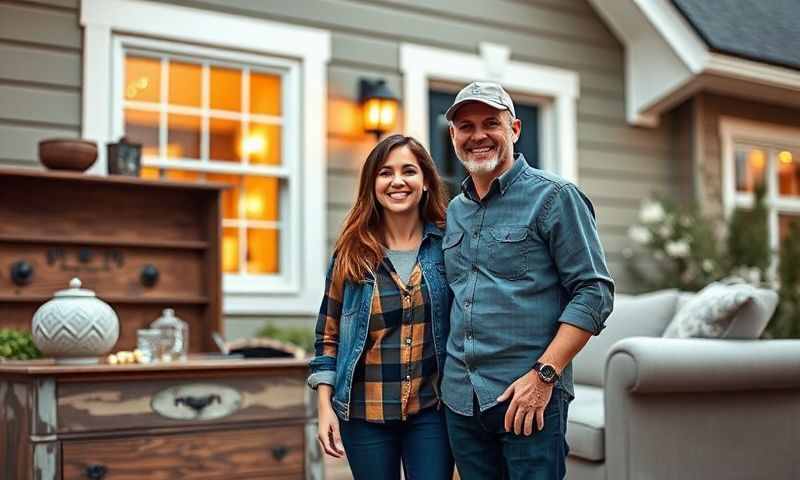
[150,308,189,361]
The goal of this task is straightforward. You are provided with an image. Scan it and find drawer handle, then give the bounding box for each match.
[174,394,221,412]
[272,446,289,461]
[85,464,107,479]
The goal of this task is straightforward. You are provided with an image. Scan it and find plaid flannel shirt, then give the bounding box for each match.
[315,257,439,422]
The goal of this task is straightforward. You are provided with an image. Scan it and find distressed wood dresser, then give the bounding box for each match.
[0,358,320,479]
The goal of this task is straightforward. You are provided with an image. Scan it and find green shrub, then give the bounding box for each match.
[0,329,42,360]
[255,323,315,352]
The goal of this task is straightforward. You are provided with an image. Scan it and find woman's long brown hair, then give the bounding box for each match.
[332,134,448,285]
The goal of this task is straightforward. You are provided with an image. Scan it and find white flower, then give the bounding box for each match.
[658,224,674,238]
[627,225,652,245]
[702,259,715,273]
[665,240,690,258]
[639,200,666,224]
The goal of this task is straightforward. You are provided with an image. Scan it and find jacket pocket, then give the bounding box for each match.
[488,226,530,280]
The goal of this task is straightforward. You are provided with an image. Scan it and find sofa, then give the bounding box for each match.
[566,289,800,480]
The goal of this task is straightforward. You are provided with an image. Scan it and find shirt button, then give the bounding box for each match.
[466,334,473,340]
[405,375,411,381]
[405,337,412,345]
[464,300,471,308]
[472,232,479,239]
[471,265,478,273]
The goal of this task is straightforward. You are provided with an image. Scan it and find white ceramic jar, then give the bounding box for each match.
[31,278,119,363]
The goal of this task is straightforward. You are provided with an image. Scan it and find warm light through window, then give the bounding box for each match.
[748,149,765,170]
[242,134,267,156]
[779,151,793,164]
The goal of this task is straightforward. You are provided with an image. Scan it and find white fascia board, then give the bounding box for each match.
[81,0,330,63]
[590,0,800,127]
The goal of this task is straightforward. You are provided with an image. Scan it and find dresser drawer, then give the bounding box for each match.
[57,374,306,433]
[62,425,304,479]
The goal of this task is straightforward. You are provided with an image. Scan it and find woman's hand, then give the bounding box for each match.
[316,385,345,458]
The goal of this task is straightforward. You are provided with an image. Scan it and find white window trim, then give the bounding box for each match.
[81,0,330,315]
[720,117,800,261]
[400,42,580,184]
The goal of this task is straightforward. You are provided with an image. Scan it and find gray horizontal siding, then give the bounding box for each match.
[0,0,80,169]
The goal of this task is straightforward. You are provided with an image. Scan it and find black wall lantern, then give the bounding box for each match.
[358,78,399,140]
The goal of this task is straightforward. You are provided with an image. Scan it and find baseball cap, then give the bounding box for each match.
[444,81,516,121]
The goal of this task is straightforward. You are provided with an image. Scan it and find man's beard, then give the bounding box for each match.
[460,154,500,174]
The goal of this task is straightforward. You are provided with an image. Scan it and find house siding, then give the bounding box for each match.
[0,0,685,298]
[0,0,81,167]
[696,92,800,220]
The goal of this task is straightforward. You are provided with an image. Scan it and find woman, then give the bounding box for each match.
[307,134,453,479]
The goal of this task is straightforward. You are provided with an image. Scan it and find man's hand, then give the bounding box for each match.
[496,369,554,436]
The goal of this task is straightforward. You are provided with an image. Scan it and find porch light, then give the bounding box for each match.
[359,78,398,140]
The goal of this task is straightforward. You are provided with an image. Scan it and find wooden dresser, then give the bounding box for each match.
[0,358,320,479]
[0,170,322,478]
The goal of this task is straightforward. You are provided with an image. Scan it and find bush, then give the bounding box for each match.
[0,329,41,360]
[255,323,315,352]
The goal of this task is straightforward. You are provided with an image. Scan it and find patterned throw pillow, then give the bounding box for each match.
[662,282,756,338]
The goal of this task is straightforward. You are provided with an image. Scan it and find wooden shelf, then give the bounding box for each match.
[0,295,209,305]
[0,234,209,250]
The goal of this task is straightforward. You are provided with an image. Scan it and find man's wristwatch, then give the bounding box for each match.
[533,362,559,384]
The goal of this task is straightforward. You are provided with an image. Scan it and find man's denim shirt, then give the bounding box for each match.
[441,154,614,416]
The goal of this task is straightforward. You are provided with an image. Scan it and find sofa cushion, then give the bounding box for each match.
[663,283,776,339]
[567,385,605,462]
[572,289,679,387]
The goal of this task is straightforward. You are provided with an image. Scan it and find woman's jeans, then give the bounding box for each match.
[339,406,454,480]
[445,388,571,480]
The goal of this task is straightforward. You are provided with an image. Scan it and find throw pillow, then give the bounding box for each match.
[662,282,756,338]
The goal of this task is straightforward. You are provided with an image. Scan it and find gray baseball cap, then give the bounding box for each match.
[445,81,516,121]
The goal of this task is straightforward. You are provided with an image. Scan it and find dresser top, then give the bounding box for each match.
[0,356,309,376]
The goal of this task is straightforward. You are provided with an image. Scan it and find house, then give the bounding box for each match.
[1,0,798,341]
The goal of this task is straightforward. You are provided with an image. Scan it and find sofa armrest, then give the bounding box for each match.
[606,337,800,393]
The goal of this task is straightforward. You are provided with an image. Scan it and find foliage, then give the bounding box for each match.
[255,322,315,352]
[624,198,723,292]
[726,182,770,277]
[769,219,800,338]
[0,329,41,360]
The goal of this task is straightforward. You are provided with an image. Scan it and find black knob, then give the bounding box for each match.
[85,464,107,479]
[10,261,33,286]
[140,264,159,287]
[174,394,221,412]
[271,446,289,461]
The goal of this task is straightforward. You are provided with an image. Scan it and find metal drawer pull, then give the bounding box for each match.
[174,394,221,412]
[272,446,289,461]
[85,464,107,479]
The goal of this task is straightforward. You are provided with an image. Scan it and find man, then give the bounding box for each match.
[441,81,614,479]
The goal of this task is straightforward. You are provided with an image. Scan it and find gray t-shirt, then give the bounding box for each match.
[386,247,420,285]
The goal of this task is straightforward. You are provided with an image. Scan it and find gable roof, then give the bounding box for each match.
[672,0,800,71]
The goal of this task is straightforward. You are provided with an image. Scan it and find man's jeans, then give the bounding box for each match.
[445,388,570,480]
[339,406,454,480]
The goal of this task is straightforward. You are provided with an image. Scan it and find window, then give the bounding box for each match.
[400,42,579,183]
[721,118,800,262]
[121,46,292,278]
[82,0,330,315]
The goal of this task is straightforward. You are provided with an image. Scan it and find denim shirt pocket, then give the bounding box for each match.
[488,225,530,280]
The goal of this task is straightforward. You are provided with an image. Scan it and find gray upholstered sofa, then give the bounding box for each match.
[566,289,800,480]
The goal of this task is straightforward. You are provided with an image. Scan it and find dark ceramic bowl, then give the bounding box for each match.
[39,138,98,171]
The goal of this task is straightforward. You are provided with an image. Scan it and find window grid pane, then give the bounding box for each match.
[125,50,287,277]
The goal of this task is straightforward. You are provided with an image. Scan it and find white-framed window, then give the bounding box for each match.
[400,42,579,183]
[81,0,330,315]
[721,117,800,260]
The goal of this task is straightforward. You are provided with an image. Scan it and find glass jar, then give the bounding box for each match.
[150,308,189,361]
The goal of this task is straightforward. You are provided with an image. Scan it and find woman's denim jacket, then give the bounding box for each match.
[307,222,451,421]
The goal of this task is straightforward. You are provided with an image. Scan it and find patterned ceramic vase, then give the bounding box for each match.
[31,278,119,363]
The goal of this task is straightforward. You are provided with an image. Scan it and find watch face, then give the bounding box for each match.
[540,364,557,382]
